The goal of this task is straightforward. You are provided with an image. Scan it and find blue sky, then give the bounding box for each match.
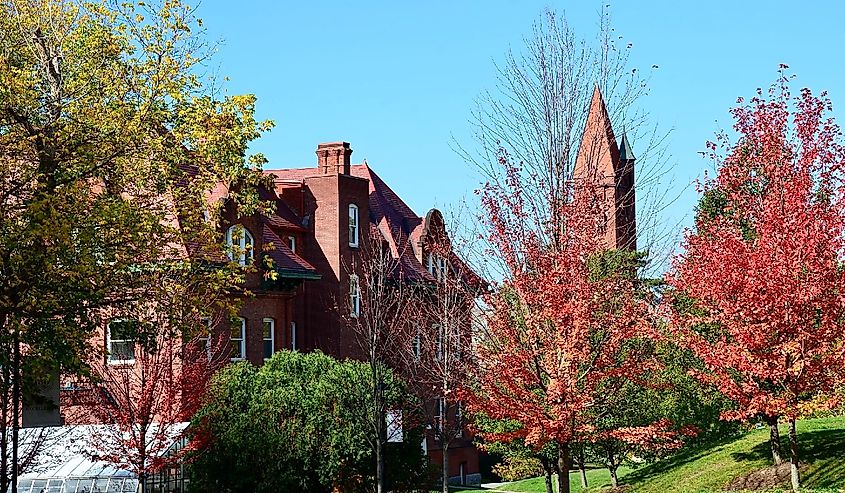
[198,1,844,268]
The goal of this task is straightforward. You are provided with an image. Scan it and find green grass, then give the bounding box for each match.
[454,466,631,492]
[456,416,845,493]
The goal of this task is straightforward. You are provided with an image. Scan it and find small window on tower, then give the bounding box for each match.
[349,204,359,247]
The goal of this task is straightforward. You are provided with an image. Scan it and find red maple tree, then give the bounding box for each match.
[64,313,226,492]
[466,151,677,493]
[667,76,845,491]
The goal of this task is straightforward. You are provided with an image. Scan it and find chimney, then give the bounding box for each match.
[316,142,352,175]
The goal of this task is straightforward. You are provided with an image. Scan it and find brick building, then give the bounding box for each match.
[214,140,481,484]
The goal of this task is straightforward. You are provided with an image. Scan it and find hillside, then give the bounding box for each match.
[462,416,845,493]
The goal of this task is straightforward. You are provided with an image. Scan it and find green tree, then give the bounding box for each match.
[0,1,271,489]
[188,350,430,493]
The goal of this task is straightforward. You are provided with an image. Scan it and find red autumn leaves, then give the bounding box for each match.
[466,78,845,489]
[668,81,845,422]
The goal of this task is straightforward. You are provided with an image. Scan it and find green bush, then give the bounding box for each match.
[187,350,430,492]
[492,455,543,482]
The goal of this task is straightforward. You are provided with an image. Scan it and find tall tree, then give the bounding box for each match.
[403,236,479,493]
[0,1,270,489]
[466,156,667,493]
[338,231,415,493]
[456,7,673,278]
[667,74,845,492]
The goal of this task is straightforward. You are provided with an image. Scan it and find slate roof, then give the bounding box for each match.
[264,163,482,286]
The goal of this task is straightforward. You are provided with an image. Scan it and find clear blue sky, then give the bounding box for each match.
[198,1,845,268]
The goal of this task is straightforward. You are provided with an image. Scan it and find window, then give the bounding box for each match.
[199,317,212,358]
[435,398,445,433]
[412,333,421,361]
[107,320,137,364]
[225,225,254,266]
[348,204,359,247]
[287,235,296,253]
[290,321,297,350]
[427,253,447,280]
[435,324,444,361]
[350,274,361,317]
[456,401,464,438]
[231,317,246,360]
[263,318,275,360]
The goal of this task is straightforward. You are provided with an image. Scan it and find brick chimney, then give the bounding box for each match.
[316,142,352,175]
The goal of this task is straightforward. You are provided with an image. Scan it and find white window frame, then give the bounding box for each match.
[107,320,136,365]
[412,332,421,361]
[287,235,296,253]
[199,317,212,359]
[225,225,254,266]
[231,317,246,361]
[435,398,445,433]
[427,253,448,280]
[456,401,464,438]
[263,318,275,361]
[435,324,444,361]
[348,204,359,247]
[290,320,297,350]
[350,274,361,318]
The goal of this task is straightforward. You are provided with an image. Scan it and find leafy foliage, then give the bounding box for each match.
[668,76,845,489]
[188,350,430,493]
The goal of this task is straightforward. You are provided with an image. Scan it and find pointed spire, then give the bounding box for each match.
[618,129,635,162]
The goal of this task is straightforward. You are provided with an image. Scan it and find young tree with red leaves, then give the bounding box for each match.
[64,289,228,493]
[467,153,675,493]
[667,75,845,492]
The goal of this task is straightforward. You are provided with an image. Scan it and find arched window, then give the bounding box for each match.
[231,317,246,361]
[263,318,275,360]
[348,204,359,247]
[350,274,361,317]
[225,225,254,266]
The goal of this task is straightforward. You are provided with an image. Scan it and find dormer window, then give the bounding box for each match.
[348,204,359,247]
[287,235,296,253]
[225,225,253,266]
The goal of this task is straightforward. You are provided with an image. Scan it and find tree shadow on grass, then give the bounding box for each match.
[621,428,845,488]
[620,434,739,484]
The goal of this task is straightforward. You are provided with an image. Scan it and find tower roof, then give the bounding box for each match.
[619,131,636,161]
[574,84,620,178]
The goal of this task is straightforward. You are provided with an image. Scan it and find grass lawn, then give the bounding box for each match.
[453,466,631,492]
[453,416,845,493]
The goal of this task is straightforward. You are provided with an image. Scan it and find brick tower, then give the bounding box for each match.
[573,85,637,250]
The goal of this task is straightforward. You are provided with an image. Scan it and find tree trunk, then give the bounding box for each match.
[1,362,9,493]
[766,415,783,465]
[607,451,619,488]
[376,437,385,493]
[788,418,800,492]
[574,448,587,489]
[540,456,554,493]
[441,443,450,493]
[557,443,571,493]
[11,329,19,493]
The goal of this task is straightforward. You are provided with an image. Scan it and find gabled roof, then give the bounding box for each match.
[351,164,432,282]
[260,220,319,279]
